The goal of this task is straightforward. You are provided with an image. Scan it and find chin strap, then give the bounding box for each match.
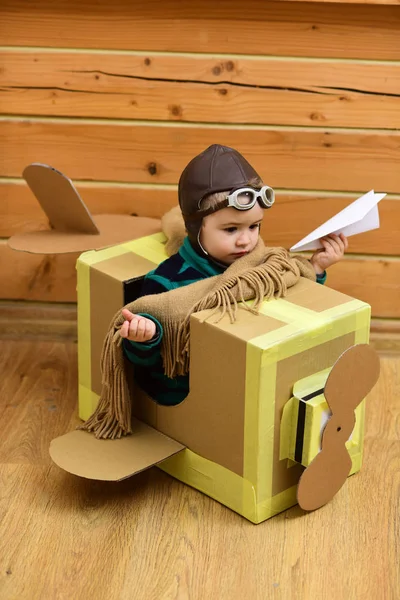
[190,232,230,270]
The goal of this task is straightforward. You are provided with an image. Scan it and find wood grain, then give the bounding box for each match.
[370,331,400,354]
[1,240,399,316]
[1,0,400,60]
[282,0,400,4]
[2,120,400,193]
[2,50,400,128]
[0,181,177,235]
[324,255,400,318]
[0,241,79,303]
[0,301,77,340]
[1,181,399,256]
[0,340,78,466]
[0,339,398,599]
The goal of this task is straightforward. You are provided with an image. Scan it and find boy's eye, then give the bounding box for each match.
[249,223,260,230]
[224,227,237,233]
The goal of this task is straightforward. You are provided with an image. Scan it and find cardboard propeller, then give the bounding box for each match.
[297,344,380,511]
[8,163,161,254]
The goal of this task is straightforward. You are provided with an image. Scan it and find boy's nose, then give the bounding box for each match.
[237,232,250,247]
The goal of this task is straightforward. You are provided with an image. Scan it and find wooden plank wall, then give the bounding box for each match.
[1,0,399,321]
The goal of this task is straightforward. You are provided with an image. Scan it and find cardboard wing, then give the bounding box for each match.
[8,164,161,254]
[290,190,386,252]
[50,419,185,481]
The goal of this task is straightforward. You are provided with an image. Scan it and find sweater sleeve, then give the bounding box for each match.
[122,271,169,365]
[122,314,164,366]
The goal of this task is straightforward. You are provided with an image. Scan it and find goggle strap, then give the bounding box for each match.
[184,199,229,221]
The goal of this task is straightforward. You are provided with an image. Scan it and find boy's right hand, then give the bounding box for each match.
[120,309,157,342]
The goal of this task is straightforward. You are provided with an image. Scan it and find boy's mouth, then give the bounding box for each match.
[232,251,249,257]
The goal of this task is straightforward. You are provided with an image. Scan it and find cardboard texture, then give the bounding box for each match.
[8,164,161,254]
[50,232,375,524]
[50,419,185,481]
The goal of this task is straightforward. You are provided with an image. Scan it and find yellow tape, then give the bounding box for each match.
[123,232,167,264]
[355,307,370,345]
[78,385,100,421]
[253,299,369,349]
[348,452,363,476]
[244,340,278,509]
[241,298,371,521]
[320,299,369,321]
[259,297,330,326]
[243,343,262,486]
[255,451,364,522]
[159,449,258,523]
[293,369,330,400]
[350,298,369,470]
[257,360,278,505]
[77,243,138,415]
[280,397,297,461]
[77,233,167,420]
[305,396,327,465]
[78,243,134,267]
[77,256,92,405]
[286,394,364,471]
[259,309,369,368]
[257,484,298,522]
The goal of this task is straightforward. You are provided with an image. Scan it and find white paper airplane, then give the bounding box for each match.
[290,190,386,252]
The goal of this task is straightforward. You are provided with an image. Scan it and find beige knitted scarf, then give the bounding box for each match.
[80,208,316,439]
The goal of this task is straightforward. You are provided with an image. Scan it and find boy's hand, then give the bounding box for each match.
[310,233,348,275]
[120,309,157,342]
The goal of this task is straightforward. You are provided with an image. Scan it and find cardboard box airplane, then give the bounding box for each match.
[9,164,381,523]
[49,233,380,523]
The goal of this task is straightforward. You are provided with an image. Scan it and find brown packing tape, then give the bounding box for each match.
[7,163,162,254]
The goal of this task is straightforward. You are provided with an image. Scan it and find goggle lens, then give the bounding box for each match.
[236,191,255,207]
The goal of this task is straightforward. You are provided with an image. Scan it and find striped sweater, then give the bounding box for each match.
[123,237,326,405]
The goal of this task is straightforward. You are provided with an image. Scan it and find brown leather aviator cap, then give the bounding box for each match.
[178,144,261,218]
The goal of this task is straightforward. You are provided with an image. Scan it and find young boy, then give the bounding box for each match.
[120,144,347,405]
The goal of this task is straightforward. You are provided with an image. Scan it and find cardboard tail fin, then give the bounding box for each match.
[23,163,100,234]
[8,163,162,254]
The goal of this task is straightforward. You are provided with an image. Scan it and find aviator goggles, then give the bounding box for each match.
[222,186,275,211]
[188,186,275,221]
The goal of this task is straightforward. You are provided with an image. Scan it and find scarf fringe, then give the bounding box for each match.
[161,259,293,378]
[79,329,133,439]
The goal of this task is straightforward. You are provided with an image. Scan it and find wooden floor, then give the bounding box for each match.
[0,337,399,600]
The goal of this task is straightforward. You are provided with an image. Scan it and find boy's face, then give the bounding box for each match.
[199,204,264,265]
